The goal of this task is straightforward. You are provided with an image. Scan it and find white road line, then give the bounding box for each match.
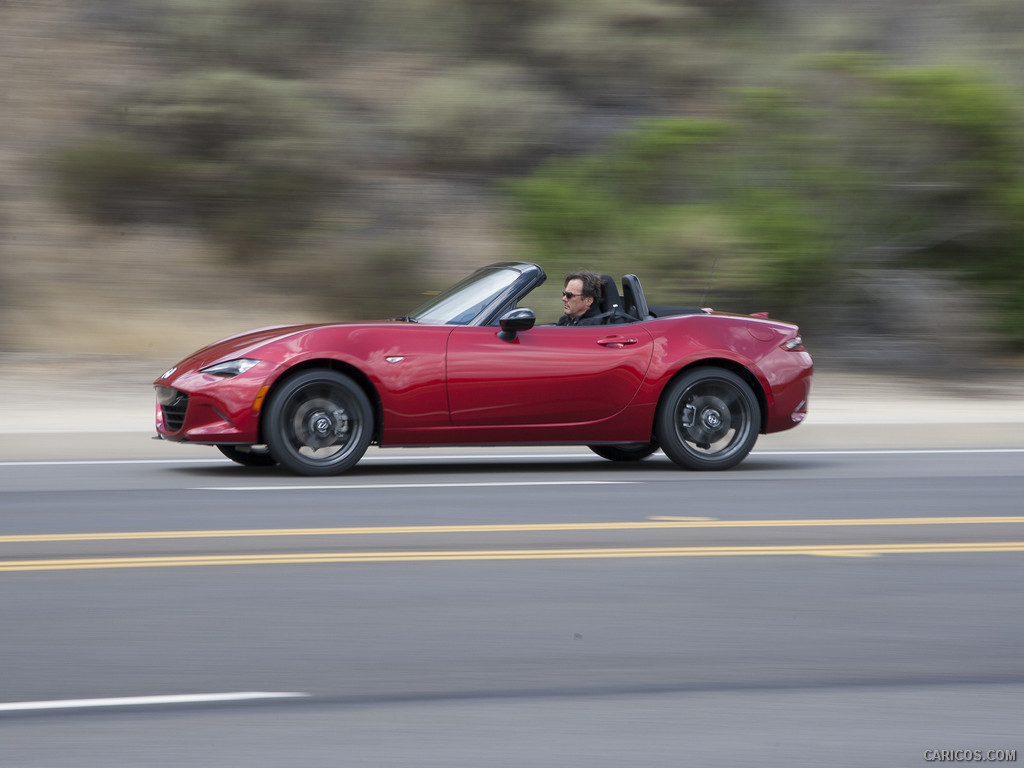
[198,480,640,492]
[0,691,309,712]
[755,449,1024,455]
[0,459,228,467]
[0,448,1022,469]
[0,454,588,467]
[0,448,1019,473]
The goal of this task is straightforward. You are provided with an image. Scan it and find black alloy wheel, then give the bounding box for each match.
[655,367,760,471]
[264,369,373,476]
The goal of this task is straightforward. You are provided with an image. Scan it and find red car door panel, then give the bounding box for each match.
[446,325,655,427]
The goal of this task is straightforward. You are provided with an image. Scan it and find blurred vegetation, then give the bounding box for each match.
[149,0,358,75]
[509,57,1024,343]
[395,63,571,171]
[53,69,339,261]
[38,0,1024,360]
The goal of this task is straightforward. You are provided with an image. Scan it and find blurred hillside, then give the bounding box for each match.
[2,0,1024,374]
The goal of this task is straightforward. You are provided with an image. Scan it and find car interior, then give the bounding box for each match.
[598,274,707,324]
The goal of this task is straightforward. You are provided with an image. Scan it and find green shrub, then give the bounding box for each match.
[53,71,342,260]
[525,0,735,100]
[396,64,570,171]
[506,60,1024,344]
[152,0,360,74]
[822,62,1024,344]
[53,136,176,223]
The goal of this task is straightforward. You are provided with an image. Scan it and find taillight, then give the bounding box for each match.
[781,335,805,352]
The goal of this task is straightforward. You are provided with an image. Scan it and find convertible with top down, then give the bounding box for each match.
[154,262,813,475]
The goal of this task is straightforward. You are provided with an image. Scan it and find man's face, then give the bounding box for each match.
[562,278,593,318]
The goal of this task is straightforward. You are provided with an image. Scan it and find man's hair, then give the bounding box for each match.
[564,270,604,303]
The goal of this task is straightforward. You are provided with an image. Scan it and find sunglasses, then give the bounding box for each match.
[562,291,586,299]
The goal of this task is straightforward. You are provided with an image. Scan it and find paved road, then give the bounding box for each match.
[1,445,1022,767]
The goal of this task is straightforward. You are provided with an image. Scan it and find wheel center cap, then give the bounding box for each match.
[703,410,722,429]
[312,413,334,437]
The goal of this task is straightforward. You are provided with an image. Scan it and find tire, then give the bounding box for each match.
[263,369,373,476]
[655,367,760,471]
[216,444,277,467]
[588,442,659,462]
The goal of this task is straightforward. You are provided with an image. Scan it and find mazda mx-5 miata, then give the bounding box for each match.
[154,262,813,475]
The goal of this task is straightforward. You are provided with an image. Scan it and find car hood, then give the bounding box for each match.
[161,324,323,378]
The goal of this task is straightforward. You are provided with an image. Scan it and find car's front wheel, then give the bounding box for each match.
[264,369,373,476]
[655,367,760,471]
[588,442,659,462]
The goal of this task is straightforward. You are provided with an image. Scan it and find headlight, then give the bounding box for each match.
[154,386,181,405]
[199,358,261,377]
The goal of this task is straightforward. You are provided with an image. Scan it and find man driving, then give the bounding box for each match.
[557,270,605,326]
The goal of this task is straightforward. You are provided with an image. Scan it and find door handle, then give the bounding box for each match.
[597,337,638,348]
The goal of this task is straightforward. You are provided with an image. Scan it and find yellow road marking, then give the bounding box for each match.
[2,542,1024,571]
[2,516,1024,544]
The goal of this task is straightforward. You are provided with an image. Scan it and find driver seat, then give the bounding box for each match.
[598,275,628,324]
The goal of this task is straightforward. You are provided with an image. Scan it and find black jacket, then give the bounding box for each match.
[556,305,605,326]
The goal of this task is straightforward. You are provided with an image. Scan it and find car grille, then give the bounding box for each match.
[161,392,189,432]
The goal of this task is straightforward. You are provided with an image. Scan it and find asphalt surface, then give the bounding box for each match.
[1,360,1022,767]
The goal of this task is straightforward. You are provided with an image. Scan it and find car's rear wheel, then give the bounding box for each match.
[655,367,760,471]
[588,442,659,462]
[216,444,277,467]
[264,369,373,476]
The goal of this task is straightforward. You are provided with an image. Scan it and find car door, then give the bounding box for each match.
[445,324,655,427]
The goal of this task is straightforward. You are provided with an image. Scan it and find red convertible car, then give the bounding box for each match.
[154,262,812,475]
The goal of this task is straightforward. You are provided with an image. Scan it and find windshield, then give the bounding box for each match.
[408,267,522,325]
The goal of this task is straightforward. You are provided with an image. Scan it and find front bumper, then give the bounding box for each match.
[154,371,267,444]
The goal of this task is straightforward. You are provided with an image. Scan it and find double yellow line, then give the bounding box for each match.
[3,515,1023,543]
[3,541,1024,571]
[3,516,1023,571]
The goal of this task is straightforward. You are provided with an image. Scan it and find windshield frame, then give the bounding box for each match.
[407,262,546,326]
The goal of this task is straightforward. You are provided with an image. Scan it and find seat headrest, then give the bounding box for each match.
[599,274,620,314]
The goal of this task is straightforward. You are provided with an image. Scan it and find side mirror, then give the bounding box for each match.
[497,308,536,341]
